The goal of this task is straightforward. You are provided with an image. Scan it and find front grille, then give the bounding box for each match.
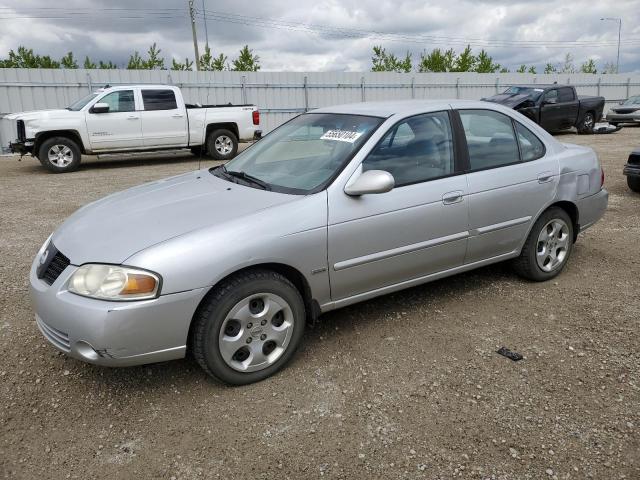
[16,120,25,142]
[36,316,71,352]
[42,250,71,286]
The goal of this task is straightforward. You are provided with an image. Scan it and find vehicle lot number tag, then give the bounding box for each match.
[321,129,362,143]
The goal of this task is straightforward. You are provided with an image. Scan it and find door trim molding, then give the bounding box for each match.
[471,216,531,236]
[333,230,469,272]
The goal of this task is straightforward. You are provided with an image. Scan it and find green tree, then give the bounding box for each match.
[580,59,597,74]
[171,57,194,71]
[83,56,97,69]
[199,45,227,71]
[212,53,228,71]
[560,53,575,73]
[475,49,501,73]
[516,64,527,73]
[371,46,412,72]
[452,45,476,72]
[544,62,557,74]
[418,48,455,72]
[60,51,78,69]
[98,60,117,69]
[127,51,144,69]
[143,43,164,69]
[0,46,60,68]
[528,65,537,74]
[231,45,260,71]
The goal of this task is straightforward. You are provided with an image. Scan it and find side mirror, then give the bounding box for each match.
[542,98,557,106]
[91,102,110,114]
[345,169,395,196]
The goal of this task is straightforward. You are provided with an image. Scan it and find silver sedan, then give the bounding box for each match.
[30,100,608,384]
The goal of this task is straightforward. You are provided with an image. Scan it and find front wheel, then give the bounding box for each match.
[512,207,574,281]
[191,270,306,385]
[38,137,81,173]
[206,128,238,161]
[628,176,640,193]
[577,112,595,134]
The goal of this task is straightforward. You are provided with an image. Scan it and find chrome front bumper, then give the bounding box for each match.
[29,260,207,367]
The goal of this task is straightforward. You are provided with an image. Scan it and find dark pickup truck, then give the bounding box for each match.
[483,85,605,134]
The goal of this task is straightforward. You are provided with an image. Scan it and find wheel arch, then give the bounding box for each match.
[34,130,86,154]
[534,200,580,243]
[205,122,239,142]
[186,262,320,352]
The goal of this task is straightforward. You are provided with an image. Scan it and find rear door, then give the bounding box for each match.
[327,110,469,301]
[85,89,142,150]
[139,89,188,147]
[557,87,579,128]
[457,108,558,263]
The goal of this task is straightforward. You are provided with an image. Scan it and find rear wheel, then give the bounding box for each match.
[512,207,574,281]
[191,270,306,385]
[577,111,595,134]
[38,137,81,173]
[628,176,640,193]
[206,128,238,161]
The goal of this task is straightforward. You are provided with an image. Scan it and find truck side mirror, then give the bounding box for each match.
[91,103,110,114]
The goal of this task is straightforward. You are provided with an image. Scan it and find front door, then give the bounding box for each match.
[539,88,562,131]
[457,109,559,263]
[85,89,142,150]
[327,110,469,301]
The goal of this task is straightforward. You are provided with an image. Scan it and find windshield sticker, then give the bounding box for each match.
[533,88,544,92]
[320,129,363,143]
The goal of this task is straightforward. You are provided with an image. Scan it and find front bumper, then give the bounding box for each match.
[605,112,640,124]
[577,188,608,232]
[30,259,208,367]
[9,139,34,155]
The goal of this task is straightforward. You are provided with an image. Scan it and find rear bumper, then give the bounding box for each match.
[577,188,608,232]
[623,164,640,178]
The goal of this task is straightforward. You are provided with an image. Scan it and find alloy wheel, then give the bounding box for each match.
[536,218,570,272]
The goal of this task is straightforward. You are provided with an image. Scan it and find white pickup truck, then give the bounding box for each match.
[2,84,261,172]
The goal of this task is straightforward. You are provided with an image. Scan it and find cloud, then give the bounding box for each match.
[0,0,637,72]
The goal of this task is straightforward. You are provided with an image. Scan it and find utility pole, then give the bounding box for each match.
[188,0,200,70]
[202,0,209,47]
[601,17,622,73]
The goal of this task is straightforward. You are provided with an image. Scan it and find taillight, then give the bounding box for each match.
[601,167,605,189]
[252,110,260,126]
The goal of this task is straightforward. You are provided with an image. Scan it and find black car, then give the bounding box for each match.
[624,149,640,192]
[483,85,605,134]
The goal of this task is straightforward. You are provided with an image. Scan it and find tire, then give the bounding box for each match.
[512,207,574,281]
[577,111,595,134]
[206,128,238,161]
[628,176,640,193]
[191,270,306,385]
[38,136,82,173]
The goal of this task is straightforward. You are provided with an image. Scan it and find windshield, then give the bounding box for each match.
[503,86,544,100]
[622,96,640,105]
[66,93,98,111]
[215,113,383,194]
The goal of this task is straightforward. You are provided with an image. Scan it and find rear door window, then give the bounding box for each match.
[141,89,178,111]
[514,122,545,161]
[558,87,575,103]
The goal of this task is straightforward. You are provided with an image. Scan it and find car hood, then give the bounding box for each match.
[483,93,533,109]
[51,170,297,265]
[3,109,75,122]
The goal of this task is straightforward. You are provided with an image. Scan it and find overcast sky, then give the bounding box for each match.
[0,0,638,72]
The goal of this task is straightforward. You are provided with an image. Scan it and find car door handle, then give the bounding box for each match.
[442,191,464,205]
[127,115,139,120]
[537,172,553,183]
[171,113,184,118]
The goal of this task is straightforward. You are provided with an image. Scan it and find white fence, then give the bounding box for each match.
[1,69,639,150]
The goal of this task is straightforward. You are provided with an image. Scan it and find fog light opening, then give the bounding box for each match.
[75,341,99,361]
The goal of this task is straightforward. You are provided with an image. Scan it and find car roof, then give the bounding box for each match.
[311,99,504,118]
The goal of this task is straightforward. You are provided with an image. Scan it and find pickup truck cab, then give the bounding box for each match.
[483,85,605,135]
[3,85,260,172]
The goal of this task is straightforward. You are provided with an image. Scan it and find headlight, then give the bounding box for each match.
[68,264,160,301]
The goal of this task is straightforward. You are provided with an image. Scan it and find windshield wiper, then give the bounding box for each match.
[221,166,271,190]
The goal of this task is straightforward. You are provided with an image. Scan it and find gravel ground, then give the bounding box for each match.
[1,129,639,480]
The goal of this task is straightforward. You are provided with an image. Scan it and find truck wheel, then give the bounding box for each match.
[512,207,574,281]
[577,112,595,134]
[190,269,306,385]
[38,137,81,173]
[628,176,640,193]
[206,129,238,160]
